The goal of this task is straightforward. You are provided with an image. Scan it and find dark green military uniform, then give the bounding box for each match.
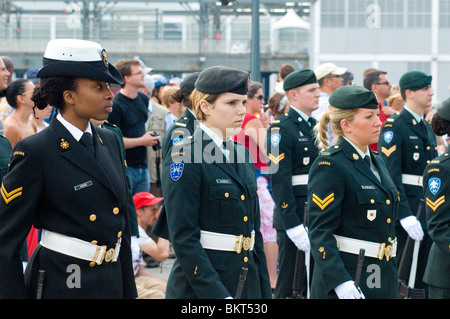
[0,134,11,181]
[162,128,271,299]
[162,108,197,161]
[266,107,318,298]
[308,86,399,299]
[423,148,450,298]
[308,139,399,298]
[378,72,437,291]
[266,69,319,298]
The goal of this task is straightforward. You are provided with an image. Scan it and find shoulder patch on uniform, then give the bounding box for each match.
[428,177,441,196]
[318,161,331,166]
[169,162,184,181]
[13,151,25,157]
[270,131,281,147]
[383,131,394,144]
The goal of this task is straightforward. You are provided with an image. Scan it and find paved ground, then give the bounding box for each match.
[144,256,174,280]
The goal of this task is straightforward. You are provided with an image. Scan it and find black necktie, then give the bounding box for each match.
[308,117,316,127]
[223,140,237,170]
[80,132,95,157]
[364,155,371,168]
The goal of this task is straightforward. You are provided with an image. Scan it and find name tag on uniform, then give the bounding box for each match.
[216,179,232,184]
[361,185,376,190]
[409,136,418,140]
[74,180,93,191]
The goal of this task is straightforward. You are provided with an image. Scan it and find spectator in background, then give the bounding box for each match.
[161,86,181,132]
[0,56,14,134]
[267,92,289,121]
[133,192,169,299]
[387,92,405,112]
[141,73,168,197]
[275,63,295,93]
[4,79,36,148]
[0,58,11,179]
[312,62,347,120]
[150,74,168,105]
[363,70,396,151]
[107,59,160,195]
[342,71,354,86]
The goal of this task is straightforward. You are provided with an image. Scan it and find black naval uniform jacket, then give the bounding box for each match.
[0,134,11,181]
[266,107,319,231]
[378,108,437,228]
[0,117,137,299]
[307,139,399,299]
[422,147,450,291]
[161,128,271,299]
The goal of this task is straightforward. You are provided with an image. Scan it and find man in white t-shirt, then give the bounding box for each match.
[132,192,170,298]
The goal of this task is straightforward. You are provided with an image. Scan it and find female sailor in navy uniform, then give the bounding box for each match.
[161,66,271,299]
[0,39,137,298]
[307,86,399,299]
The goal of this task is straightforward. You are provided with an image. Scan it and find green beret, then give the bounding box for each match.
[195,66,249,95]
[329,86,379,110]
[180,72,200,94]
[283,69,317,90]
[437,97,450,121]
[399,71,432,91]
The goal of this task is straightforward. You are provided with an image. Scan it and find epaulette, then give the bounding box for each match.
[101,121,117,128]
[432,152,450,164]
[320,144,342,156]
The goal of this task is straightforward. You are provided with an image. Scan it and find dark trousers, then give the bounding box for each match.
[274,230,313,299]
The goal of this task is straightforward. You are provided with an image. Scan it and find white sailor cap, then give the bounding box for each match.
[37,39,123,85]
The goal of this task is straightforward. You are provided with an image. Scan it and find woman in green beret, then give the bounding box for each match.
[422,97,450,298]
[161,66,271,299]
[307,86,399,299]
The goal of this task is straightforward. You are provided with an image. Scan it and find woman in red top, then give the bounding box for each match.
[234,81,278,290]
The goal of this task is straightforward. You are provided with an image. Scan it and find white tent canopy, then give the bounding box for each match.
[271,9,310,55]
[273,9,310,31]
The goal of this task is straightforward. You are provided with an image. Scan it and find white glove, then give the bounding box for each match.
[335,280,365,299]
[286,224,310,252]
[400,216,424,241]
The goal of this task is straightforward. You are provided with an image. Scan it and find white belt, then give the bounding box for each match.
[200,230,255,254]
[334,235,397,261]
[402,174,423,187]
[40,229,121,265]
[292,174,309,186]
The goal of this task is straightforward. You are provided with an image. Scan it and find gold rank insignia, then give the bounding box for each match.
[319,247,326,259]
[1,183,23,204]
[426,196,445,212]
[281,202,288,209]
[312,193,334,210]
[268,153,285,164]
[381,145,396,157]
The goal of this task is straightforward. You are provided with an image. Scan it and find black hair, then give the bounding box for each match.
[31,76,77,111]
[363,70,387,91]
[431,113,450,136]
[171,88,193,110]
[5,79,29,108]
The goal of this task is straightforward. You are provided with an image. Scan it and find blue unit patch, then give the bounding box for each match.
[170,162,185,181]
[383,131,394,144]
[428,177,441,196]
[172,137,182,145]
[271,132,281,147]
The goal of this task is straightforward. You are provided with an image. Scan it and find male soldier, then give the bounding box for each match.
[266,69,320,298]
[378,70,437,292]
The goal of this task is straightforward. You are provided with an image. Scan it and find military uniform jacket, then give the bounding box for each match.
[378,109,437,228]
[0,117,137,298]
[266,107,319,230]
[161,128,271,299]
[153,108,197,240]
[161,108,197,161]
[0,134,11,181]
[422,147,450,288]
[307,139,399,298]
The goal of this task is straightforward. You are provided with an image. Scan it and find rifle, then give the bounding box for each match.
[289,202,308,299]
[234,267,248,299]
[398,199,426,299]
[354,248,365,296]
